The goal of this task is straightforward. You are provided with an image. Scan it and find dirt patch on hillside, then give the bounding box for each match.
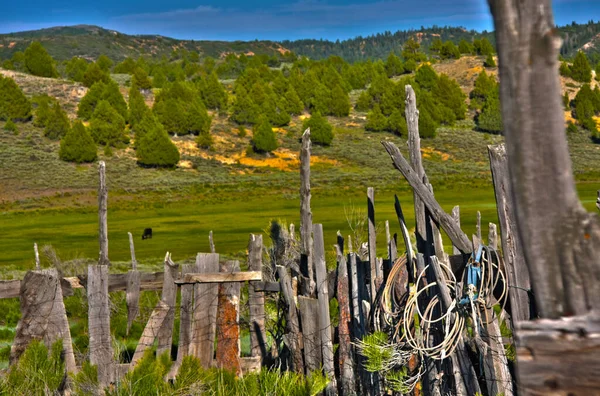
[433,56,497,95]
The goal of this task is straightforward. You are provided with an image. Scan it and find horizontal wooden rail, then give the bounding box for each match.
[175,271,262,285]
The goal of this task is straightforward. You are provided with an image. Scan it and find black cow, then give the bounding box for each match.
[142,228,153,240]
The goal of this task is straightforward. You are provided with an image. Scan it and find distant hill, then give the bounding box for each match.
[1,21,600,63]
[0,25,290,62]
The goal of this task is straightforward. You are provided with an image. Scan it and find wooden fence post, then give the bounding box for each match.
[488,223,498,251]
[34,243,40,270]
[190,253,219,368]
[336,242,355,395]
[131,301,169,367]
[209,231,216,254]
[126,232,140,335]
[216,260,241,375]
[300,128,315,293]
[367,187,377,310]
[157,252,179,358]
[313,224,337,395]
[277,265,304,373]
[298,295,321,372]
[88,264,114,386]
[168,263,195,378]
[98,161,109,266]
[451,206,461,256]
[248,234,267,361]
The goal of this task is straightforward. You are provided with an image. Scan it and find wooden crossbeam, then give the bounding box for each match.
[175,271,262,285]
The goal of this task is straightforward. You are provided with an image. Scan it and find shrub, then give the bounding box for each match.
[33,94,56,127]
[71,360,99,396]
[252,117,278,153]
[59,120,97,163]
[24,42,58,77]
[387,108,407,136]
[136,121,180,167]
[418,109,438,138]
[563,92,571,109]
[89,100,127,146]
[196,131,214,149]
[559,61,571,78]
[365,104,388,132]
[285,87,304,115]
[65,57,89,82]
[237,125,247,137]
[0,75,32,121]
[415,64,439,91]
[477,90,504,133]
[128,86,149,128]
[101,81,128,121]
[303,112,333,146]
[230,86,259,125]
[567,121,578,134]
[82,62,110,88]
[134,112,160,147]
[187,100,212,135]
[132,67,152,90]
[484,53,496,67]
[330,85,350,117]
[44,102,70,140]
[355,91,373,112]
[78,81,106,120]
[4,119,18,133]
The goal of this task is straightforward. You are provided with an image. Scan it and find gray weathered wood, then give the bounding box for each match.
[479,313,514,396]
[336,243,355,395]
[476,211,482,240]
[10,269,77,373]
[597,190,600,212]
[488,144,531,322]
[209,231,216,253]
[98,161,109,266]
[88,264,114,386]
[248,234,267,360]
[488,223,498,251]
[131,300,169,367]
[277,265,304,373]
[157,252,179,358]
[176,271,262,284]
[78,272,164,292]
[367,187,378,308]
[300,128,315,292]
[298,295,321,372]
[451,206,461,256]
[128,232,137,271]
[190,253,219,368]
[313,224,337,395]
[34,243,40,270]
[348,248,363,339]
[430,219,449,266]
[125,269,141,335]
[383,141,473,254]
[216,260,241,375]
[169,263,195,379]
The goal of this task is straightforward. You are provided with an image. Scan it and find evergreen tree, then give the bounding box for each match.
[113,57,136,74]
[484,53,496,67]
[101,81,128,120]
[402,39,426,62]
[252,117,278,153]
[152,68,167,88]
[230,86,259,125]
[477,89,503,133]
[563,92,571,109]
[419,109,438,138]
[128,86,149,128]
[44,102,70,140]
[330,85,350,117]
[560,61,571,78]
[65,57,89,82]
[433,74,467,120]
[574,84,596,121]
[136,123,180,167]
[458,39,474,54]
[59,120,97,163]
[387,108,407,136]
[365,104,387,132]
[303,112,333,146]
[132,67,152,90]
[134,112,160,147]
[96,55,113,72]
[199,72,228,110]
[77,81,106,120]
[284,87,304,115]
[24,42,58,78]
[475,38,494,55]
[470,71,496,109]
[4,119,18,133]
[440,41,461,59]
[415,65,439,91]
[430,38,443,53]
[82,62,110,88]
[0,75,32,121]
[89,100,127,146]
[356,91,373,112]
[404,59,417,73]
[153,98,188,134]
[570,51,592,83]
[187,100,212,135]
[33,95,54,127]
[385,53,404,77]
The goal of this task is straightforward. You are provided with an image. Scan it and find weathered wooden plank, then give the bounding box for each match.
[248,234,267,360]
[125,269,140,335]
[77,272,164,292]
[382,141,472,254]
[336,243,355,395]
[367,187,378,308]
[451,206,461,256]
[176,271,262,284]
[157,252,179,358]
[252,281,280,292]
[34,243,40,270]
[168,263,195,379]
[298,295,321,372]
[430,219,449,266]
[479,314,514,396]
[10,269,77,374]
[300,128,315,292]
[0,280,21,299]
[190,253,219,368]
[127,232,138,271]
[488,144,531,322]
[313,224,337,395]
[277,265,304,374]
[88,264,114,386]
[131,300,169,367]
[488,223,498,251]
[216,260,241,375]
[476,211,482,240]
[98,161,109,266]
[209,230,216,253]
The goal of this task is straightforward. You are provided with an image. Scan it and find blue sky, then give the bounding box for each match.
[1,0,599,41]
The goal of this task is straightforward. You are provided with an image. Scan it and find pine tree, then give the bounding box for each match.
[440,41,461,60]
[476,38,494,56]
[65,57,89,82]
[563,92,571,109]
[101,81,128,121]
[0,75,32,121]
[153,98,188,134]
[419,109,438,138]
[560,61,571,78]
[433,74,467,120]
[196,130,214,149]
[330,85,351,117]
[252,117,278,153]
[477,89,503,133]
[152,68,167,88]
[136,123,180,167]
[415,65,439,91]
[89,100,127,146]
[77,82,106,120]
[128,86,149,128]
[82,62,110,88]
[458,39,474,54]
[284,87,304,115]
[303,112,333,146]
[134,112,160,147]
[132,67,152,90]
[484,53,496,67]
[385,53,404,77]
[113,57,136,74]
[199,72,228,110]
[230,86,259,125]
[187,100,212,135]
[59,120,97,163]
[355,91,373,112]
[570,51,592,83]
[310,83,332,115]
[24,42,58,78]
[387,109,407,136]
[96,55,113,72]
[365,104,387,132]
[44,102,70,140]
[470,71,496,110]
